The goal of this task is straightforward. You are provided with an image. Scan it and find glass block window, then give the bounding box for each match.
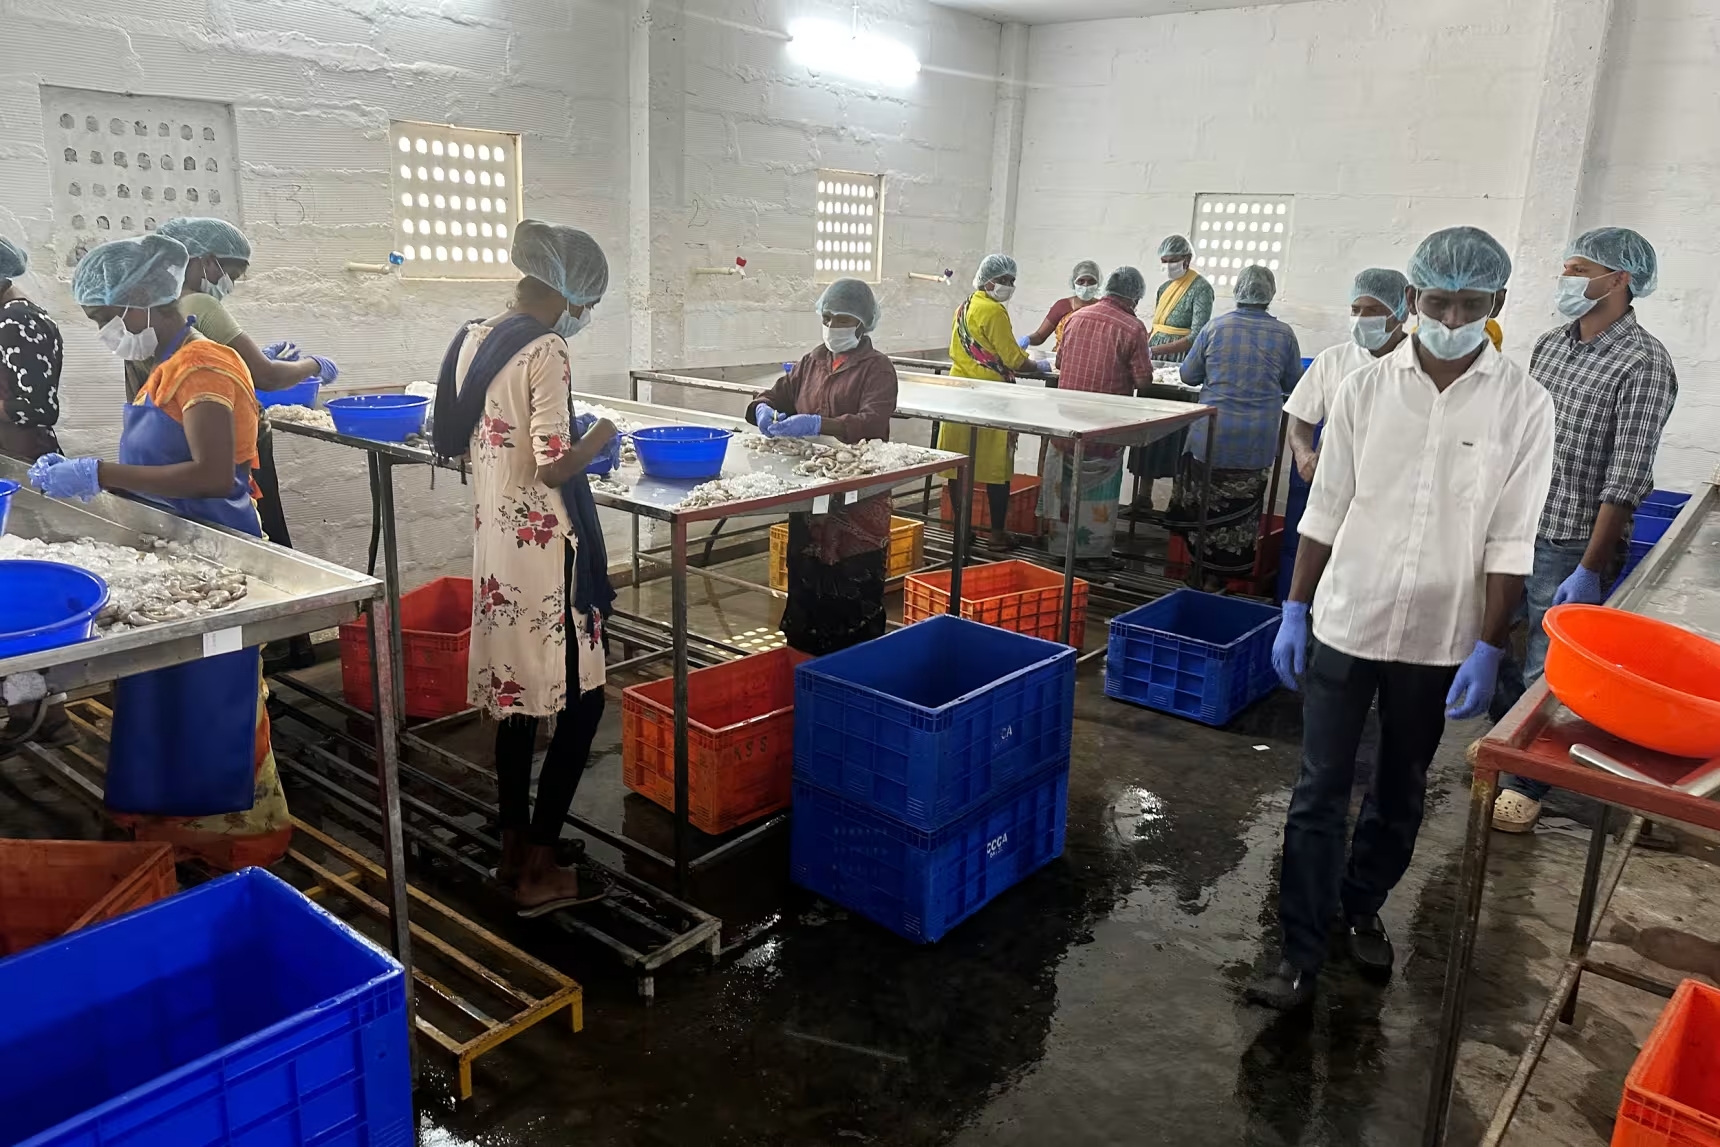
[815,170,883,284]
[39,87,242,271]
[1191,194,1293,296]
[390,121,522,280]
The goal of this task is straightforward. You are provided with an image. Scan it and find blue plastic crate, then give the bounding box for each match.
[790,767,1069,943]
[793,613,1076,832]
[0,868,412,1147]
[1106,589,1281,726]
[1637,489,1692,520]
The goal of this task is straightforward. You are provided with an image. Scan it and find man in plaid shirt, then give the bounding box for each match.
[1492,227,1678,833]
[1038,266,1156,562]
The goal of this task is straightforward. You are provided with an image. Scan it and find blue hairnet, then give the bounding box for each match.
[156,217,251,261]
[1158,235,1192,260]
[72,234,189,308]
[817,278,880,334]
[1407,226,1512,293]
[1234,265,1276,306]
[1070,260,1102,289]
[0,236,26,279]
[1104,266,1146,304]
[973,253,1017,290]
[1351,267,1410,320]
[1568,227,1658,298]
[511,219,609,306]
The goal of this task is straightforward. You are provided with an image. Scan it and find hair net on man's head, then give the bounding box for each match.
[1234,265,1276,306]
[1104,266,1146,304]
[511,219,609,306]
[1158,235,1193,260]
[0,236,26,280]
[1568,227,1658,298]
[72,234,190,309]
[155,217,251,262]
[1407,226,1512,293]
[1070,260,1102,289]
[817,278,880,334]
[1351,267,1410,320]
[973,253,1017,290]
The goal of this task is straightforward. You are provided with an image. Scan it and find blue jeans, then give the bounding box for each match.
[1494,536,1624,802]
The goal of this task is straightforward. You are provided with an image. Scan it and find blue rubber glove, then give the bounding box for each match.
[1445,640,1506,720]
[1031,358,1053,373]
[1017,334,1032,349]
[306,355,339,384]
[600,431,623,471]
[1272,601,1310,691]
[32,456,101,502]
[575,412,597,437]
[263,340,301,362]
[1551,563,1604,607]
[27,453,66,490]
[753,403,779,431]
[768,413,821,438]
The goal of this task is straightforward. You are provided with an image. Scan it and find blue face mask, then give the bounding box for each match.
[1351,315,1393,351]
[1417,315,1490,361]
[200,260,234,301]
[555,305,592,340]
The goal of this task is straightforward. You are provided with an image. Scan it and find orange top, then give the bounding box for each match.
[135,336,261,469]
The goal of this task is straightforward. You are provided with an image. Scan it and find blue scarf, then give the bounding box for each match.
[433,315,615,639]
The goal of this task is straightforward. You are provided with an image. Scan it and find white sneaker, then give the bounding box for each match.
[1492,789,1542,833]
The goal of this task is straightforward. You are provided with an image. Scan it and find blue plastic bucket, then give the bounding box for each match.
[325,394,429,442]
[257,378,320,409]
[628,425,733,481]
[0,478,18,535]
[0,560,109,659]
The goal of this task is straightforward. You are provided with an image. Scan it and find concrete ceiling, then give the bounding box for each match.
[933,0,1315,26]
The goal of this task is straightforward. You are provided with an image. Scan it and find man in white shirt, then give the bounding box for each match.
[1283,267,1411,482]
[1246,227,1555,1011]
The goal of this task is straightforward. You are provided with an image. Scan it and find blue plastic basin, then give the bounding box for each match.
[0,478,18,535]
[629,425,733,481]
[256,378,320,409]
[0,561,110,659]
[325,394,429,442]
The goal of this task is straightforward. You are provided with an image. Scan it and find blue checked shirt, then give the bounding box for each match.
[1180,307,1304,469]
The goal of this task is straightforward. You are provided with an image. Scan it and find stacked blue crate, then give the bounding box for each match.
[1617,489,1692,583]
[790,614,1077,942]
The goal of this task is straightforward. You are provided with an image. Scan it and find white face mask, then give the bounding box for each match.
[1416,315,1490,361]
[1074,283,1101,302]
[554,305,592,340]
[97,310,158,360]
[985,283,1015,303]
[1351,315,1394,351]
[1555,274,1604,319]
[200,260,234,301]
[1165,261,1189,280]
[823,324,861,354]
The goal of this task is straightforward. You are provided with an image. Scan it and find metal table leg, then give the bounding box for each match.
[365,596,415,997]
[1423,768,1501,1146]
[368,454,407,722]
[950,446,974,608]
[1561,806,1611,1024]
[1194,411,1216,586]
[923,419,941,519]
[670,518,691,895]
[1058,437,1084,646]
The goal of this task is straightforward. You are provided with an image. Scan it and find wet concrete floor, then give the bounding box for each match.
[5,554,1717,1146]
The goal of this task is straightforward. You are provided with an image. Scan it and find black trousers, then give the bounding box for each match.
[1278,639,1458,973]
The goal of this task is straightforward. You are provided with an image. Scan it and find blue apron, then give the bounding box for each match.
[104,380,265,816]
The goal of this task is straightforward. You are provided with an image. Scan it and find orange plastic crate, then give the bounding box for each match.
[768,517,925,591]
[1614,979,1720,1146]
[622,647,812,835]
[1167,514,1285,594]
[903,560,1088,647]
[0,839,176,957]
[339,576,473,720]
[938,474,1043,537]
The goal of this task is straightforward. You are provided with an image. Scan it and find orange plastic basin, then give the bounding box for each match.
[1543,605,1720,759]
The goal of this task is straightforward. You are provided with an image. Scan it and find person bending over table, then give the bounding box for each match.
[747,278,899,655]
[432,219,619,916]
[32,233,289,870]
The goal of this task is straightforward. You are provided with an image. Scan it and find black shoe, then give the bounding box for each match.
[1245,959,1316,1010]
[1345,915,1395,981]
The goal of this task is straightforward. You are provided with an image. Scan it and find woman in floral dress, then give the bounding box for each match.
[432,220,619,916]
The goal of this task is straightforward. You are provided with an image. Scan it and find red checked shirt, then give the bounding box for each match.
[1052,295,1155,458]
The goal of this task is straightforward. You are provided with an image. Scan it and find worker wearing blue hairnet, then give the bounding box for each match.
[1129,236,1216,515]
[745,278,899,655]
[0,233,66,465]
[31,233,289,869]
[1284,267,1412,483]
[1490,225,1678,832]
[1022,259,1104,350]
[1249,225,1554,1010]
[938,253,1045,550]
